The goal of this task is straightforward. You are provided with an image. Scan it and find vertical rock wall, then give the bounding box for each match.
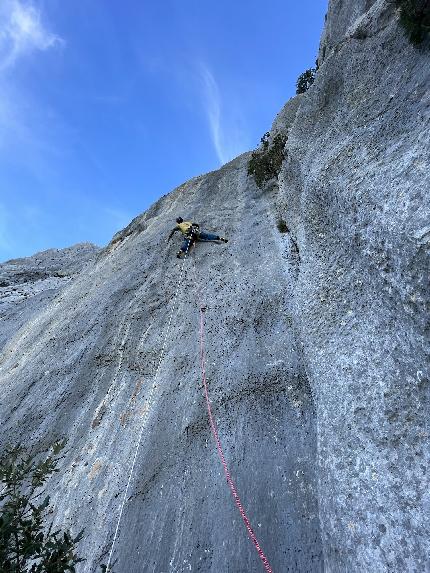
[0,1,428,572]
[278,0,430,570]
[0,160,324,572]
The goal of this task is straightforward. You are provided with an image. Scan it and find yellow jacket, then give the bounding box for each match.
[167,221,200,242]
[177,221,194,235]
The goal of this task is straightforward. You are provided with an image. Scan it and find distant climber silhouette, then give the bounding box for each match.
[167,217,228,258]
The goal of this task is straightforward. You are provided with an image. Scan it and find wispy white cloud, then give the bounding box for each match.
[0,2,66,176]
[198,63,249,165]
[199,64,225,164]
[0,0,62,71]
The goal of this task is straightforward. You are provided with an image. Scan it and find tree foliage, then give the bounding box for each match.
[248,132,287,189]
[296,68,316,94]
[0,441,84,573]
[395,0,430,45]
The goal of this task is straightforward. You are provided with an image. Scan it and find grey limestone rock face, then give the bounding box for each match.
[0,1,429,572]
[0,158,323,572]
[270,95,302,140]
[0,243,100,352]
[278,0,430,571]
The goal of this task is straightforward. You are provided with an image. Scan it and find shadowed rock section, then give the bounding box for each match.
[0,1,429,572]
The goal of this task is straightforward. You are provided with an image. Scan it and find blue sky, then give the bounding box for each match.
[0,0,327,262]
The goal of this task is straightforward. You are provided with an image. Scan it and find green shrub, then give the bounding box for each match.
[276,218,289,233]
[248,132,287,189]
[395,0,430,45]
[0,441,84,572]
[296,68,316,94]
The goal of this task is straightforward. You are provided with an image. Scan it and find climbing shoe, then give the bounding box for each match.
[220,237,228,243]
[176,251,184,258]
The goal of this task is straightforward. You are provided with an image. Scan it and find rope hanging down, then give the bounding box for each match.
[105,241,192,572]
[193,258,274,573]
[105,237,273,572]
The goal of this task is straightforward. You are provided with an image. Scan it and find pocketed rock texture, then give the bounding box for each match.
[0,1,429,572]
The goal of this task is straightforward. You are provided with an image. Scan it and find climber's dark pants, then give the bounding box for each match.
[198,231,220,241]
[180,237,194,253]
[180,231,220,252]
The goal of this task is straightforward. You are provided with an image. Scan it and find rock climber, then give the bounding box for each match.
[167,217,228,258]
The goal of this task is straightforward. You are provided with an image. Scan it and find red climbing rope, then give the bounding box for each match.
[197,304,274,573]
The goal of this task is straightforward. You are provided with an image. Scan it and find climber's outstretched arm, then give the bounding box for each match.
[167,227,178,242]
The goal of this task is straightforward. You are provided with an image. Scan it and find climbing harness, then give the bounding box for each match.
[192,257,274,573]
[184,225,200,249]
[105,241,192,572]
